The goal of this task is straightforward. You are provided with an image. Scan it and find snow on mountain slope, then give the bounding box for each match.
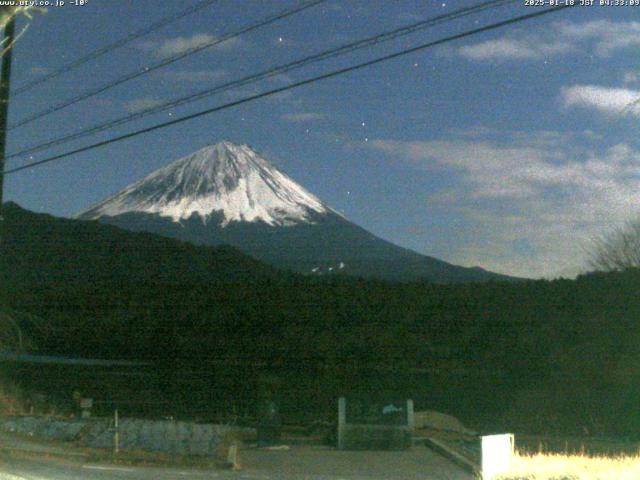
[78,141,329,226]
[75,140,518,283]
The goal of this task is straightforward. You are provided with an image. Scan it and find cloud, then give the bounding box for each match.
[162,69,226,84]
[458,38,570,61]
[140,34,242,58]
[123,97,165,113]
[561,85,640,117]
[556,20,640,58]
[281,112,327,122]
[458,20,640,62]
[366,133,640,278]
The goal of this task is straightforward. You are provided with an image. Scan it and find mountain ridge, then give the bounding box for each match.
[77,141,519,283]
[78,141,331,227]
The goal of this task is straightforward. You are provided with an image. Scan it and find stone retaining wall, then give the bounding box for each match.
[0,416,252,456]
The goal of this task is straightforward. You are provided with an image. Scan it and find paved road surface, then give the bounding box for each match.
[0,445,473,480]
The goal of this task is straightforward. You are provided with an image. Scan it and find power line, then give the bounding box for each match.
[8,0,327,130]
[12,0,220,97]
[2,5,574,176]
[6,0,517,162]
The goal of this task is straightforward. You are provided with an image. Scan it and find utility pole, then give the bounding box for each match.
[0,13,15,245]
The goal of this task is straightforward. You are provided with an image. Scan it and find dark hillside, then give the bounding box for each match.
[2,202,640,437]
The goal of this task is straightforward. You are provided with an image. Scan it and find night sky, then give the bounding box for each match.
[4,0,640,278]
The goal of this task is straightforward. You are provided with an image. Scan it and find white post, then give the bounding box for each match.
[406,399,415,430]
[227,443,240,470]
[337,397,346,450]
[481,433,514,480]
[114,409,120,454]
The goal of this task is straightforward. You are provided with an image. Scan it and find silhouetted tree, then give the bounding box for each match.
[588,218,640,271]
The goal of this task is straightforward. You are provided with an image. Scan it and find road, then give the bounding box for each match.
[0,456,231,480]
[0,445,473,480]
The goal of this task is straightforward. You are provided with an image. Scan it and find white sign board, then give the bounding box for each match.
[481,434,514,480]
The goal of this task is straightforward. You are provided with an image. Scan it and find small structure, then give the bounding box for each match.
[481,433,514,480]
[337,396,414,450]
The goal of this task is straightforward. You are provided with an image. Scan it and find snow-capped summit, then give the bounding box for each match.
[78,141,329,226]
[76,140,517,283]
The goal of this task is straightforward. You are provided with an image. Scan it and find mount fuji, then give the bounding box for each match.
[77,141,513,282]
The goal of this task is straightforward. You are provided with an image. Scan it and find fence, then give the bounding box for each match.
[337,397,414,450]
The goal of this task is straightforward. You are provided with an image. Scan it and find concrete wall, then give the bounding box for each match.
[0,415,252,456]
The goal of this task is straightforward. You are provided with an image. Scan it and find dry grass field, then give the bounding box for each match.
[497,452,640,480]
